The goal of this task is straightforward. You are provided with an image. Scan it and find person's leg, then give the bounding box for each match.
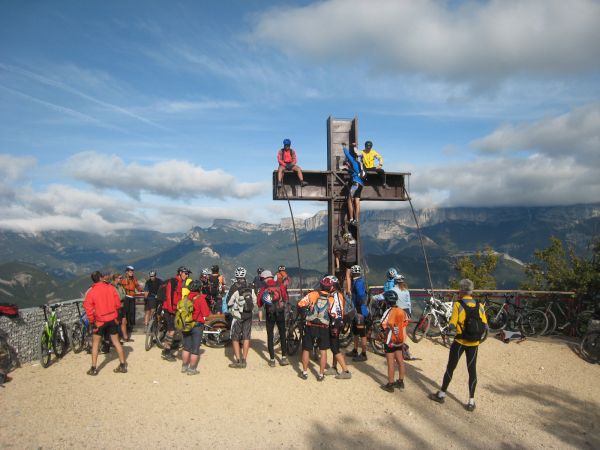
[277,165,284,184]
[266,318,275,360]
[301,349,309,372]
[232,340,241,361]
[108,333,126,364]
[465,345,479,400]
[345,267,351,295]
[91,333,101,368]
[293,166,304,182]
[386,353,395,383]
[354,197,361,223]
[242,339,250,360]
[319,349,327,375]
[121,315,128,341]
[347,194,355,222]
[395,349,405,381]
[377,168,387,187]
[276,313,288,357]
[441,341,465,393]
[187,326,203,372]
[360,335,367,354]
[128,297,136,333]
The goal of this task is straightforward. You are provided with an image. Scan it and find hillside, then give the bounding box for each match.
[0,204,598,306]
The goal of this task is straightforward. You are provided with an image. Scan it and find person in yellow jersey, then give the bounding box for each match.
[361,140,389,189]
[429,279,488,412]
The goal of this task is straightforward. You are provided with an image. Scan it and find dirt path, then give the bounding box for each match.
[1,329,599,449]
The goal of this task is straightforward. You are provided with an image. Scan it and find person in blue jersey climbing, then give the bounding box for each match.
[342,143,364,227]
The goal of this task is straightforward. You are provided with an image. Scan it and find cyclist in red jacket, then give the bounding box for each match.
[84,271,127,375]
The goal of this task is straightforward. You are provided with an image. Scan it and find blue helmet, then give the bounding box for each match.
[283,138,291,146]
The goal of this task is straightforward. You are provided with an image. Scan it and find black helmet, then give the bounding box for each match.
[211,264,219,273]
[383,290,398,306]
[278,265,286,271]
[177,266,186,273]
[257,267,264,274]
[364,140,373,149]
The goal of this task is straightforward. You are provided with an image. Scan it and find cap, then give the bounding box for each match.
[260,270,274,279]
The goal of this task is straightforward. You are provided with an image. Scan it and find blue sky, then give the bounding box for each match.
[1,0,599,234]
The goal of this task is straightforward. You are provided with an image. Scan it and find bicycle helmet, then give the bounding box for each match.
[257,267,264,274]
[278,265,286,271]
[126,265,135,271]
[283,138,291,146]
[235,267,247,278]
[201,268,210,276]
[320,276,336,290]
[211,264,219,273]
[387,267,398,279]
[350,265,362,275]
[260,270,274,279]
[364,140,373,149]
[177,266,186,273]
[181,267,192,274]
[394,274,405,283]
[383,290,399,306]
[149,270,157,277]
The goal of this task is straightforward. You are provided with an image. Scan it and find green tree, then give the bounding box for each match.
[450,246,498,290]
[521,236,600,296]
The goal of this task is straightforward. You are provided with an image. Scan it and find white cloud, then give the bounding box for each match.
[151,99,243,114]
[250,0,600,85]
[0,154,36,182]
[473,102,600,164]
[65,151,268,200]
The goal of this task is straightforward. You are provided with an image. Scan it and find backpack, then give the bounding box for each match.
[236,287,254,318]
[187,279,203,293]
[306,293,330,326]
[156,277,177,303]
[458,299,486,342]
[262,285,283,319]
[208,275,221,298]
[175,296,196,332]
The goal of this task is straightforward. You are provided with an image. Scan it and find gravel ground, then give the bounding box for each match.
[1,328,599,450]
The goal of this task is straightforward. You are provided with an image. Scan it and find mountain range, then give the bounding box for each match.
[0,204,598,307]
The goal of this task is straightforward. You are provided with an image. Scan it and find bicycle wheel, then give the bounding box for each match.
[485,305,507,331]
[338,322,353,348]
[575,311,593,337]
[580,331,600,363]
[411,314,430,343]
[520,310,548,337]
[369,320,386,356]
[204,319,230,347]
[71,323,84,353]
[286,322,302,356]
[40,332,51,368]
[145,321,155,351]
[154,316,167,350]
[53,324,68,358]
[540,308,557,335]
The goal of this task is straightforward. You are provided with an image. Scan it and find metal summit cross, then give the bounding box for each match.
[273,116,411,275]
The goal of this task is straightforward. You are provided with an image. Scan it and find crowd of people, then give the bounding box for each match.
[83,261,488,411]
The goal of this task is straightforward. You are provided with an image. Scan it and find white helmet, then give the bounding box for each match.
[201,268,210,276]
[235,267,247,278]
[350,265,362,275]
[387,267,398,278]
[395,274,405,283]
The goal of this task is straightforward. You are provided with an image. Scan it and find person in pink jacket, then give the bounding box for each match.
[277,138,308,188]
[84,271,128,375]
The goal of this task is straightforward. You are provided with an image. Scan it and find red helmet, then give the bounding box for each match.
[319,275,337,290]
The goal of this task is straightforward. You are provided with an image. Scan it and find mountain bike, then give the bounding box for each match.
[39,303,68,368]
[367,297,390,355]
[538,295,595,337]
[145,303,167,351]
[411,294,455,344]
[485,294,548,337]
[70,300,91,354]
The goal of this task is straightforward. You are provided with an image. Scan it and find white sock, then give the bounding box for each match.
[437,390,446,398]
[468,398,475,405]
